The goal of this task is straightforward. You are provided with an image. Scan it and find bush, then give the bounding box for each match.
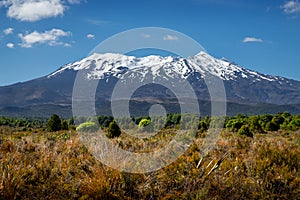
[226,119,244,131]
[98,115,113,128]
[47,114,61,132]
[265,121,280,131]
[287,118,300,131]
[138,119,151,127]
[249,116,264,133]
[76,122,99,132]
[61,120,69,130]
[198,120,208,133]
[164,113,181,128]
[238,125,253,138]
[106,121,121,138]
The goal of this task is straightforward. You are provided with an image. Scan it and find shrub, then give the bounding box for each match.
[226,119,244,131]
[238,125,253,138]
[287,118,300,131]
[106,121,121,138]
[76,122,99,132]
[198,120,208,133]
[61,120,69,130]
[98,115,113,128]
[265,121,280,131]
[249,116,264,133]
[272,114,285,125]
[138,118,151,127]
[47,114,61,132]
[164,113,181,128]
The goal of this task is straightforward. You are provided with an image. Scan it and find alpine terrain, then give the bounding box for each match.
[1,51,300,117]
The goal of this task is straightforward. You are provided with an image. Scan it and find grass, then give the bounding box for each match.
[0,127,299,199]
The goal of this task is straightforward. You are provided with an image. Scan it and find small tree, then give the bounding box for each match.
[107,120,121,138]
[47,114,61,132]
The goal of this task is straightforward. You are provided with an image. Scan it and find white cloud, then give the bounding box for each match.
[67,0,82,4]
[18,28,71,48]
[86,19,109,26]
[163,35,179,41]
[0,0,82,22]
[86,34,95,39]
[6,43,14,48]
[3,27,13,35]
[141,33,151,38]
[242,37,263,43]
[64,43,71,47]
[281,0,300,14]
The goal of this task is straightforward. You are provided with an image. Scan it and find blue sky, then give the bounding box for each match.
[0,0,300,86]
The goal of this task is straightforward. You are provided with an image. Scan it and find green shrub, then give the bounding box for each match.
[47,114,61,132]
[97,115,114,128]
[238,125,253,138]
[287,118,300,131]
[164,113,181,128]
[76,122,99,132]
[106,121,121,138]
[272,114,285,125]
[198,120,208,133]
[265,121,280,131]
[138,118,151,127]
[61,120,69,130]
[249,116,264,133]
[226,119,244,131]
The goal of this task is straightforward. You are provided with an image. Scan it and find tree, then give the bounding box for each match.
[107,120,121,138]
[47,114,61,132]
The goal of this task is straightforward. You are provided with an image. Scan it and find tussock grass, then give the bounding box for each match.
[0,128,299,199]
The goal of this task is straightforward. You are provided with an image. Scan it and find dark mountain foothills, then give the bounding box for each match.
[0,52,300,118]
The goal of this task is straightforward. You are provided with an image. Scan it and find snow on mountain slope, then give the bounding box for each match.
[1,50,300,116]
[48,51,290,85]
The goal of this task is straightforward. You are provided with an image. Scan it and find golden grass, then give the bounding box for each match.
[0,128,299,199]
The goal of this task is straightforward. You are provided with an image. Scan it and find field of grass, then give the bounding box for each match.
[0,124,299,199]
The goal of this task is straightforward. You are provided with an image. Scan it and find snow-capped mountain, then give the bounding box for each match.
[49,51,281,82]
[0,51,300,117]
[47,51,300,104]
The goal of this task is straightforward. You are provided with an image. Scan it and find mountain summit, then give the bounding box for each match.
[49,51,281,82]
[0,52,300,117]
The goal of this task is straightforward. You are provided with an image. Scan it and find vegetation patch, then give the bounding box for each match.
[0,112,299,199]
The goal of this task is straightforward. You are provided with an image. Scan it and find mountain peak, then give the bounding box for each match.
[2,51,300,117]
[47,51,284,84]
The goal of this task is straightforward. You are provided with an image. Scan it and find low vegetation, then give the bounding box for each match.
[0,113,299,199]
